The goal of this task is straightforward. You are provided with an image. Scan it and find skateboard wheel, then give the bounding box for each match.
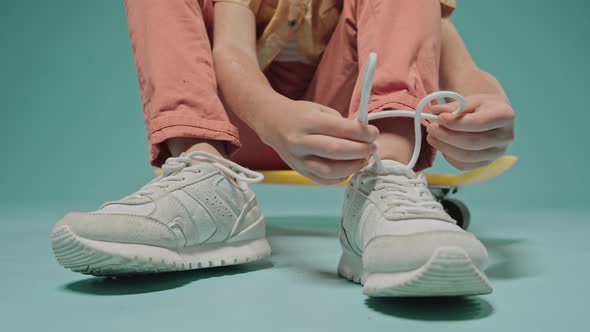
[441,198,471,230]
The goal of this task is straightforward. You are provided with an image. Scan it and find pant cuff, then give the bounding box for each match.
[148,113,241,167]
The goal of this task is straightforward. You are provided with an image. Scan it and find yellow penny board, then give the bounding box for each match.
[260,155,518,187]
[155,155,517,187]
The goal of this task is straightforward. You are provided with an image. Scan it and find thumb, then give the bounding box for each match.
[429,101,458,115]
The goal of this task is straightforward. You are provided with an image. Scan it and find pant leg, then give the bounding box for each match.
[124,0,240,167]
[304,0,442,171]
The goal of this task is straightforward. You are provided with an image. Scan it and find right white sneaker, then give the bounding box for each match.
[51,151,271,276]
[339,160,492,297]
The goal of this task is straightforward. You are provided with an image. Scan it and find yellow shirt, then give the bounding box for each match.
[213,0,457,69]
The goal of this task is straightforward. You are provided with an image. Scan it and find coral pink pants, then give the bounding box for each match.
[124,0,442,171]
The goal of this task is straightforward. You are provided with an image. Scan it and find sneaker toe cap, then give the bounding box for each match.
[363,230,488,274]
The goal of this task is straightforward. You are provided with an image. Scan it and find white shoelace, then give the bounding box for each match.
[161,151,264,183]
[356,53,464,219]
[358,52,466,171]
[360,173,443,216]
[126,151,264,200]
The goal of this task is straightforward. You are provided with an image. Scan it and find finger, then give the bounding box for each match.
[427,134,505,163]
[311,112,380,143]
[442,154,495,171]
[318,106,343,117]
[427,123,513,151]
[302,156,367,180]
[299,135,375,160]
[437,104,515,132]
[429,98,480,115]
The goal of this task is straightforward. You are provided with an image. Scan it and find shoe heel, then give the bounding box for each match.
[337,250,363,284]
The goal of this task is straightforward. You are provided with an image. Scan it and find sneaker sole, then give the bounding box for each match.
[51,226,271,276]
[337,246,493,297]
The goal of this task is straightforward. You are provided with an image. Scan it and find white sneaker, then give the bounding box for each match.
[338,160,492,297]
[51,152,271,276]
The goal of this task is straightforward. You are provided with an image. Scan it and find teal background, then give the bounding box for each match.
[1,0,589,210]
[1,1,590,331]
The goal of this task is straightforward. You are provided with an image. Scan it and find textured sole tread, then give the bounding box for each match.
[52,226,271,276]
[338,246,493,297]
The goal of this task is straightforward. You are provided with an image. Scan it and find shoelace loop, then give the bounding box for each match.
[358,52,466,171]
[165,151,264,184]
[127,151,264,200]
[356,53,461,218]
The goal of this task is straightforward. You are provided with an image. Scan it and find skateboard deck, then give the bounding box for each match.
[259,155,517,187]
[154,155,517,187]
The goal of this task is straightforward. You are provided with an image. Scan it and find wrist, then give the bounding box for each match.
[251,93,293,145]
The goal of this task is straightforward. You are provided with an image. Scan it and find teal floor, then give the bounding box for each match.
[2,0,590,330]
[1,186,589,332]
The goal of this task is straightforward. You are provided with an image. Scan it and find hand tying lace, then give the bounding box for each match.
[126,151,264,201]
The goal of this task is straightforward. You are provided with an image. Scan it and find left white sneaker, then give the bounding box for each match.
[338,160,493,297]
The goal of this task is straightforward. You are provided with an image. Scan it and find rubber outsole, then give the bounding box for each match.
[337,246,493,297]
[51,226,271,276]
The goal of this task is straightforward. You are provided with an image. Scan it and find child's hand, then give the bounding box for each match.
[426,94,515,171]
[260,100,379,185]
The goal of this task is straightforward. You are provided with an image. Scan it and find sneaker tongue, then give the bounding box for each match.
[368,159,416,178]
[186,161,218,173]
[186,161,242,184]
[163,160,216,177]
